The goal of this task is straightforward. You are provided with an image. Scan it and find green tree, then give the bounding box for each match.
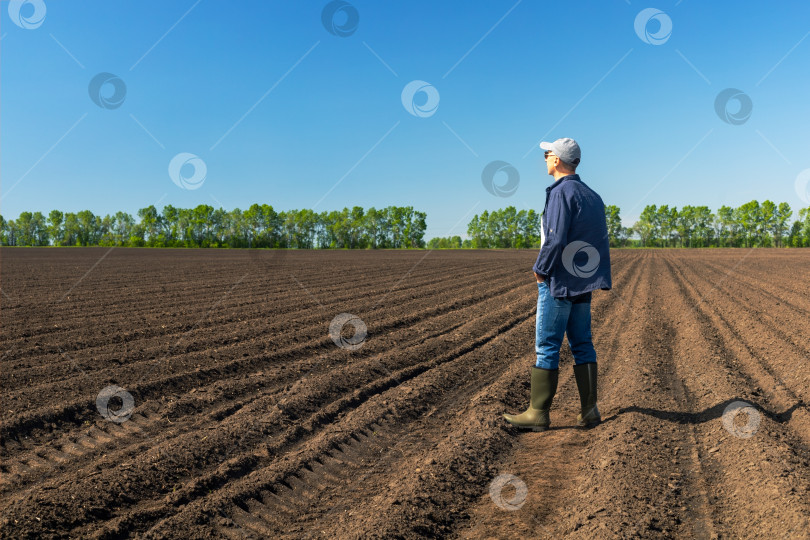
[604,205,622,247]
[190,204,214,246]
[113,211,135,245]
[772,202,792,247]
[799,208,810,247]
[657,205,678,247]
[520,209,541,248]
[716,205,737,247]
[137,205,162,245]
[427,235,462,249]
[4,218,18,246]
[408,209,427,248]
[467,214,486,248]
[48,210,64,245]
[692,206,714,247]
[14,212,35,245]
[760,200,776,247]
[736,200,762,247]
[787,220,803,247]
[362,207,382,249]
[675,206,695,247]
[161,205,179,244]
[635,205,659,247]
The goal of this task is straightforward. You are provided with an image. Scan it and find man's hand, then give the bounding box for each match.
[534,271,545,283]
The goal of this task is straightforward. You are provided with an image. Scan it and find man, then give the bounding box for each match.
[503,137,612,432]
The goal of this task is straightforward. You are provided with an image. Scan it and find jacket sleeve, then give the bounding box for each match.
[532,188,572,278]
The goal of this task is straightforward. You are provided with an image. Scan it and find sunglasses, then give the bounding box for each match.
[544,150,555,160]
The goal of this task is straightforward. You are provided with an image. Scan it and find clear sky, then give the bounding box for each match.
[2,0,809,239]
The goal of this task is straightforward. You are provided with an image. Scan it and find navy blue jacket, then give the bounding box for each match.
[532,174,612,298]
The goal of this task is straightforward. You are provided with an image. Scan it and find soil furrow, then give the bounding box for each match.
[0,285,538,536]
[669,254,810,381]
[660,254,810,537]
[0,263,519,379]
[0,271,554,495]
[661,257,810,446]
[0,271,533,440]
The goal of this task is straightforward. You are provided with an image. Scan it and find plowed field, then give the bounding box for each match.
[1,248,808,539]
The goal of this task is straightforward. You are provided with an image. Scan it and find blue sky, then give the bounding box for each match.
[2,0,809,239]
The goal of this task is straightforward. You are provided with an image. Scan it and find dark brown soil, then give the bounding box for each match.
[1,248,808,539]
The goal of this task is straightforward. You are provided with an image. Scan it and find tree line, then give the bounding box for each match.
[625,201,808,248]
[426,200,810,249]
[4,200,809,250]
[0,205,427,249]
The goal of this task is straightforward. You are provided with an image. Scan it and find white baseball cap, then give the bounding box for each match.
[539,138,581,165]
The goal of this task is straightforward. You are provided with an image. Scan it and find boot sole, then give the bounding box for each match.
[577,419,601,429]
[506,423,549,432]
[503,414,550,432]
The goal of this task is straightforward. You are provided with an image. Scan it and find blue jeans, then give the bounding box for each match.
[535,280,596,370]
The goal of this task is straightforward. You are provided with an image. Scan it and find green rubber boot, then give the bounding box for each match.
[503,367,559,432]
[574,362,601,428]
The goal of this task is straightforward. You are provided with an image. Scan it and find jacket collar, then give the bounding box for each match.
[545,174,580,192]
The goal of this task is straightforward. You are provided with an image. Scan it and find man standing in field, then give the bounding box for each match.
[503,138,612,432]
